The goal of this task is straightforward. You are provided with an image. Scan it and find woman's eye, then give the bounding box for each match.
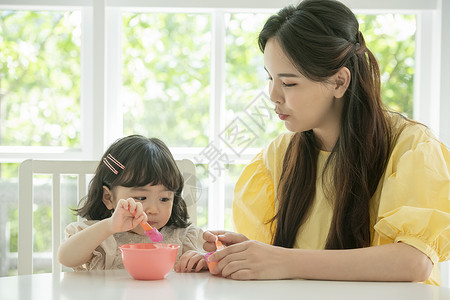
[282,82,296,87]
[267,76,273,81]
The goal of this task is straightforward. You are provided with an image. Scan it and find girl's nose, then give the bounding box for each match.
[145,202,159,215]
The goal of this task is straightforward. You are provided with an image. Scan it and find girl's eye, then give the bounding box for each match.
[160,197,171,202]
[134,197,146,201]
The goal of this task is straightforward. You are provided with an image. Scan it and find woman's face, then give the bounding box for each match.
[263,38,343,136]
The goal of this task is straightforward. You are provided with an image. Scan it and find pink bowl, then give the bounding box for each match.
[119,243,179,280]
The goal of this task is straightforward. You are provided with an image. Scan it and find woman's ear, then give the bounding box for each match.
[333,67,351,98]
[102,185,115,210]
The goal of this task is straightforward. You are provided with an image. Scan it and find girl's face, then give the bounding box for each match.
[263,38,344,145]
[107,183,174,233]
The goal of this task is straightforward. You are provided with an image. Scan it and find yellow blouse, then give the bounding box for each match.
[233,114,450,285]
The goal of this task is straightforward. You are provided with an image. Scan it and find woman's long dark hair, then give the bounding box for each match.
[75,135,190,228]
[259,0,395,249]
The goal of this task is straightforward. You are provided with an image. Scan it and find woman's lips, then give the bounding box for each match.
[278,113,289,120]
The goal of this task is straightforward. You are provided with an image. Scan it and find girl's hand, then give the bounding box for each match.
[208,240,290,280]
[108,198,147,233]
[174,250,207,273]
[203,230,248,252]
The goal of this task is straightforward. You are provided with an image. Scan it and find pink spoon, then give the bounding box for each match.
[131,210,163,242]
[140,221,163,242]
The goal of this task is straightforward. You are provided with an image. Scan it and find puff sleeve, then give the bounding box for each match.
[233,132,294,244]
[373,127,450,285]
[233,152,275,243]
[64,221,121,271]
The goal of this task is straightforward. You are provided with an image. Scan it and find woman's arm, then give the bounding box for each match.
[209,240,433,281]
[58,198,146,268]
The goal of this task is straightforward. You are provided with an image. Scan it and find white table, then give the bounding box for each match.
[1,269,449,300]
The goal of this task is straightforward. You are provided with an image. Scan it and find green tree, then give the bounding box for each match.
[358,14,415,117]
[122,13,211,147]
[0,11,81,148]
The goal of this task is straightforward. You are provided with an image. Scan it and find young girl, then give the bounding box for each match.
[58,135,207,273]
[203,0,449,285]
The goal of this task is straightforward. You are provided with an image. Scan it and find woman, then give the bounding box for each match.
[203,0,449,285]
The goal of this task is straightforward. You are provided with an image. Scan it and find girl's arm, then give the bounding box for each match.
[208,239,433,282]
[57,218,116,268]
[58,198,146,268]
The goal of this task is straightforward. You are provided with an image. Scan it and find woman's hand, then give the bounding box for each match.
[174,250,207,273]
[208,240,290,280]
[203,230,249,252]
[209,241,433,282]
[108,198,147,234]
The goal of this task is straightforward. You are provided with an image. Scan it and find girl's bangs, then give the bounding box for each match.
[117,154,181,191]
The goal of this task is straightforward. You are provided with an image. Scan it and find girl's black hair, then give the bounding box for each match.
[75,135,190,228]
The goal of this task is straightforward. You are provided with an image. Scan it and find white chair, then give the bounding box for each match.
[18,158,197,275]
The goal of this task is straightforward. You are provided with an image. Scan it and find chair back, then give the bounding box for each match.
[18,159,196,275]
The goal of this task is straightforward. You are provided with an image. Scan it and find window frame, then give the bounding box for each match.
[0,0,448,285]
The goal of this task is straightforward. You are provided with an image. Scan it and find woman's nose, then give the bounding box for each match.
[269,82,283,104]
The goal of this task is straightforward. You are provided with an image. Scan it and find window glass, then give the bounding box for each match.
[357,14,415,117]
[31,174,80,273]
[224,163,246,231]
[0,11,81,147]
[0,163,18,276]
[194,163,209,228]
[122,13,211,147]
[225,13,283,151]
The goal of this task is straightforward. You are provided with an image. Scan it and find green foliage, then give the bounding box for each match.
[8,205,18,252]
[225,13,285,148]
[0,11,81,147]
[7,200,52,254]
[122,13,211,147]
[0,163,17,185]
[33,205,52,252]
[357,14,415,117]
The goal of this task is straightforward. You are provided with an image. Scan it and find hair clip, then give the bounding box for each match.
[103,154,125,175]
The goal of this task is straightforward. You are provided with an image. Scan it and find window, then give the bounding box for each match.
[0,1,448,284]
[0,10,81,149]
[121,12,211,148]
